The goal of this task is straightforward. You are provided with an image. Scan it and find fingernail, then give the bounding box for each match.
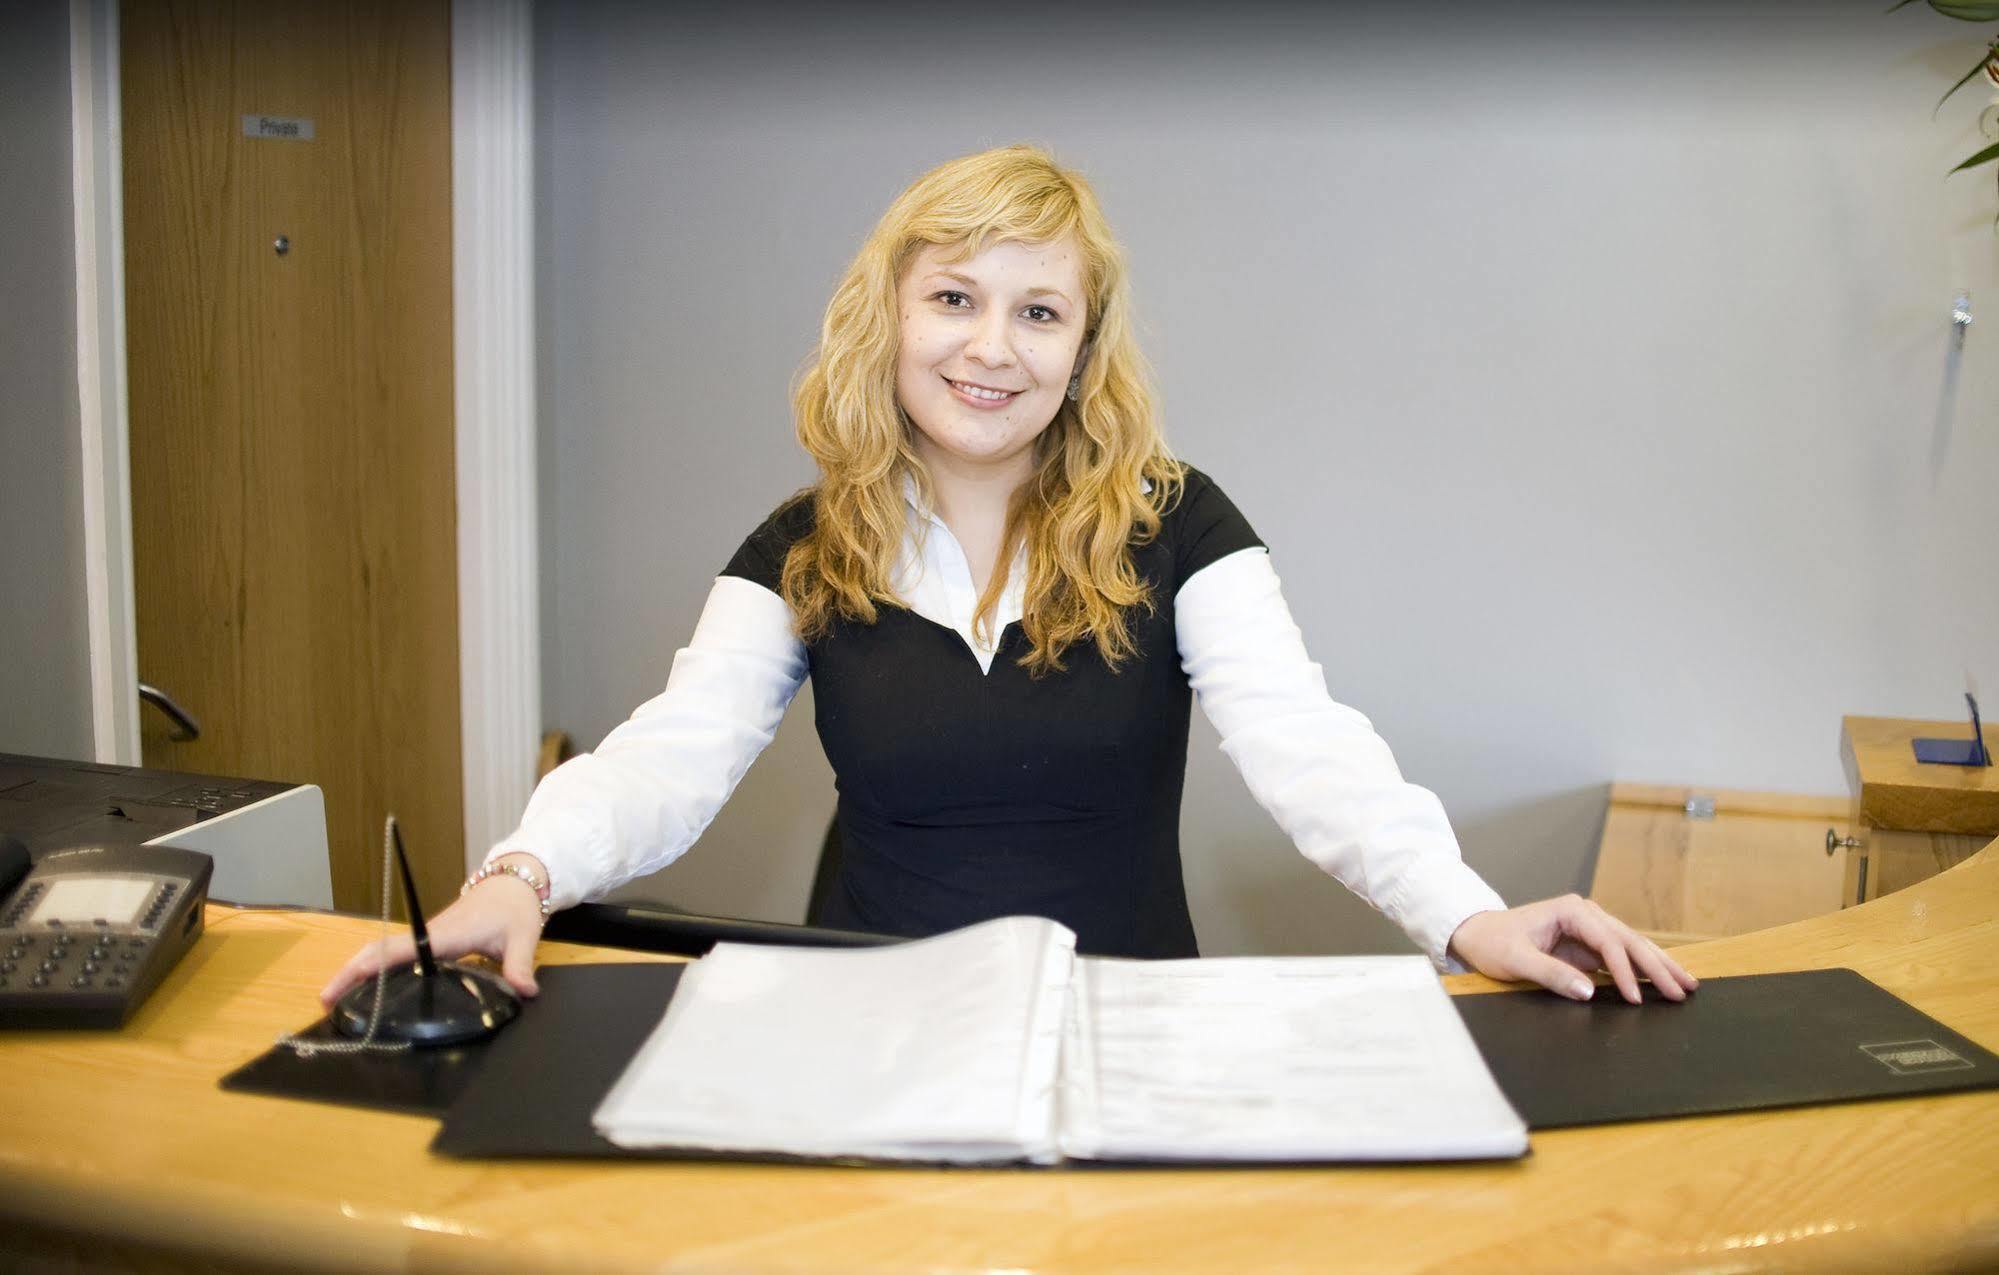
[1571,980,1594,1000]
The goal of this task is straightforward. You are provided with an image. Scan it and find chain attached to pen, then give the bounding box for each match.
[275,815,411,1057]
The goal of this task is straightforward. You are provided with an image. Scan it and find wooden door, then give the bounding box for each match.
[121,0,463,914]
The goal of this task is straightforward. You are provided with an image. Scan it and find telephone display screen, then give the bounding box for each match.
[28,878,153,927]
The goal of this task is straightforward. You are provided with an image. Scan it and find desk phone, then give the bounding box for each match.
[0,840,212,1028]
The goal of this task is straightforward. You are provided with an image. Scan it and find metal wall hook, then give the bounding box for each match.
[1953,291,1973,352]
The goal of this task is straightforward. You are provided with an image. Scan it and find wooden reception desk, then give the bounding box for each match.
[3,840,1997,1275]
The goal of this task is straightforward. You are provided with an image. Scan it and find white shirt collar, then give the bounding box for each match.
[899,472,940,527]
[899,469,1152,515]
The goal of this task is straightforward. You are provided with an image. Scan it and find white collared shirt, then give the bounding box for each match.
[495,491,1507,970]
[892,479,1029,674]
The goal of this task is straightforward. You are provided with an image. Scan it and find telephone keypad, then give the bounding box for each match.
[1,927,146,999]
[2,927,155,995]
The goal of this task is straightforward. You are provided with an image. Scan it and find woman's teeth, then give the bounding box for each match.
[949,379,1017,401]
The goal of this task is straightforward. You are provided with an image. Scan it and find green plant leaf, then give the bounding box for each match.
[1949,140,1999,173]
[1933,41,1999,115]
[1926,0,1999,19]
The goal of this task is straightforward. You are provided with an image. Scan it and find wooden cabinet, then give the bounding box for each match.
[1590,784,1859,946]
[1841,715,1999,905]
[1591,714,1997,943]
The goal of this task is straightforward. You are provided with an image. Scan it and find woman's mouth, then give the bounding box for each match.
[943,376,1023,409]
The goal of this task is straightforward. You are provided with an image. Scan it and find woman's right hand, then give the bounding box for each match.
[318,857,548,1011]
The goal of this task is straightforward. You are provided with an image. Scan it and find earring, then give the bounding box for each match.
[1066,375,1081,402]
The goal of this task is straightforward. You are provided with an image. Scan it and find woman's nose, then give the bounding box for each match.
[963,311,1016,369]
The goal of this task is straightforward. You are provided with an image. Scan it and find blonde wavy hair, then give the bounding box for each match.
[783,143,1183,674]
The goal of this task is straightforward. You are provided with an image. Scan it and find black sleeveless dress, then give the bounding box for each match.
[721,468,1263,958]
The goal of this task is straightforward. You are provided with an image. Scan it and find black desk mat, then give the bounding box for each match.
[221,1014,504,1118]
[427,963,1999,1160]
[432,963,684,1157]
[1451,966,1999,1128]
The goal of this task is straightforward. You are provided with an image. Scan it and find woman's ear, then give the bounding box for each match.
[1070,337,1094,385]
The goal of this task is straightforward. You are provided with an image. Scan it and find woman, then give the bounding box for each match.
[324,144,1695,1010]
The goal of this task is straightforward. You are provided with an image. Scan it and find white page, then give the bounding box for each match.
[1059,955,1527,1162]
[593,915,1074,1163]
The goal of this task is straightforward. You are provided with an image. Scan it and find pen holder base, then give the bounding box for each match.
[333,961,520,1047]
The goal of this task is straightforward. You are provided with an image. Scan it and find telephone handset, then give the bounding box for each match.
[0,837,212,1028]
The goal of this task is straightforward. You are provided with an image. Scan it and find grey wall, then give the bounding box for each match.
[536,0,1998,955]
[0,1,93,760]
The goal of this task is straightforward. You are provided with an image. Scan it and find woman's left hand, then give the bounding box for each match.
[1448,895,1699,1004]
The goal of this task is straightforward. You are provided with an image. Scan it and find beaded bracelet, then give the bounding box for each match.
[462,860,553,919]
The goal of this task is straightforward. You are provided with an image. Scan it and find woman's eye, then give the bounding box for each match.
[1023,304,1058,323]
[934,290,971,308]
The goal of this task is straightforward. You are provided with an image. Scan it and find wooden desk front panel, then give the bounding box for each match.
[3,849,1997,1275]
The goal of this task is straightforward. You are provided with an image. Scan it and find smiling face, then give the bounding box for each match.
[894,235,1090,481]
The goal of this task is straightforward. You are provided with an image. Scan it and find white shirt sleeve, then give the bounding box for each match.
[1174,547,1506,972]
[487,575,807,909]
